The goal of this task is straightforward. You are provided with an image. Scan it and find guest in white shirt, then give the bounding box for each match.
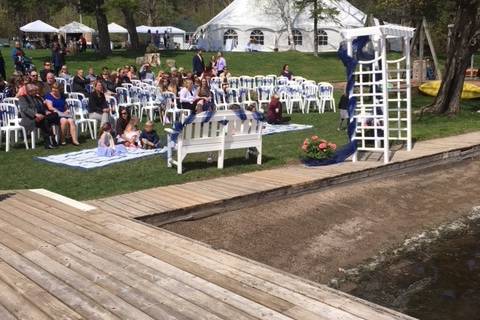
[179,79,200,113]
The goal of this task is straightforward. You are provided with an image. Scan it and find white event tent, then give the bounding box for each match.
[108,23,128,34]
[136,25,187,49]
[59,21,96,34]
[195,0,367,52]
[20,20,59,33]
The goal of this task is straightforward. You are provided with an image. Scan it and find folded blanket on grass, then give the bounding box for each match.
[262,123,313,135]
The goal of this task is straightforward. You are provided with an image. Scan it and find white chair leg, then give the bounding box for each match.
[217,148,224,169]
[257,144,262,165]
[5,130,10,152]
[31,131,36,149]
[22,128,29,150]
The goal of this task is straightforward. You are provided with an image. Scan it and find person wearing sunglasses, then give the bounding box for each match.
[29,71,47,96]
[40,61,52,82]
[115,106,130,143]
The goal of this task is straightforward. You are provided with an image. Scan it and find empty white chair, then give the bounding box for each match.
[209,77,222,89]
[107,96,119,120]
[140,89,161,122]
[68,92,86,101]
[256,86,274,111]
[264,75,277,87]
[239,76,255,89]
[286,85,304,114]
[318,82,336,112]
[224,88,240,108]
[131,79,142,86]
[303,84,319,113]
[254,75,265,88]
[276,76,289,87]
[0,103,29,152]
[238,88,258,110]
[212,89,228,111]
[66,98,97,139]
[55,77,68,93]
[228,77,240,89]
[293,76,305,84]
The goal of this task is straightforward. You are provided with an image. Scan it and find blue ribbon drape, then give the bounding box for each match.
[303,36,370,167]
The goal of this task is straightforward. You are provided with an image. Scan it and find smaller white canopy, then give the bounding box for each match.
[20,20,59,33]
[108,23,128,34]
[136,25,186,34]
[59,21,96,34]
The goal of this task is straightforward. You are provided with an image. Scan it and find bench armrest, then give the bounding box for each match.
[164,128,177,135]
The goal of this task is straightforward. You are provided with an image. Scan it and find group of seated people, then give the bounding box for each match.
[1,53,295,151]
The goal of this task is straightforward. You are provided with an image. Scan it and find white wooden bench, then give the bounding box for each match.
[165,110,263,174]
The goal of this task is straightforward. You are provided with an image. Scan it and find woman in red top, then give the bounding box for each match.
[267,94,290,124]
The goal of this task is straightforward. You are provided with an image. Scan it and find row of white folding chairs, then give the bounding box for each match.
[0,102,30,151]
[209,75,309,90]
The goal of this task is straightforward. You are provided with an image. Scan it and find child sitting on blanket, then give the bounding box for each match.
[140,121,162,149]
[97,123,127,157]
[122,117,141,148]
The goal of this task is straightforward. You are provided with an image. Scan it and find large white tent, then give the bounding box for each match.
[20,20,59,33]
[195,0,367,52]
[59,21,96,34]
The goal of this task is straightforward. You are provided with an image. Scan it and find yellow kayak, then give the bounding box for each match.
[419,81,480,99]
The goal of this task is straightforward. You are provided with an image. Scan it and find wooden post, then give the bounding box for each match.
[419,23,425,60]
[422,17,442,80]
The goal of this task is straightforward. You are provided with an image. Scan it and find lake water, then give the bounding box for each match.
[347,219,480,320]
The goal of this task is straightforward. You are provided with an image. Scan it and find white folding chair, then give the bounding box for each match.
[238,88,258,110]
[68,92,86,101]
[303,84,320,113]
[276,76,289,87]
[225,88,240,109]
[228,77,240,89]
[55,77,68,93]
[254,75,265,88]
[163,92,190,124]
[239,76,255,90]
[265,75,277,87]
[0,103,29,152]
[256,86,274,111]
[209,77,222,89]
[286,85,304,114]
[212,89,228,111]
[107,96,119,120]
[66,98,97,140]
[318,82,336,112]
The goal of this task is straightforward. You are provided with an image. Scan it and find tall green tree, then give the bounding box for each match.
[78,0,112,56]
[109,0,139,49]
[296,0,339,56]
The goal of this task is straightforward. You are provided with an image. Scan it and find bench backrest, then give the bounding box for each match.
[179,111,262,147]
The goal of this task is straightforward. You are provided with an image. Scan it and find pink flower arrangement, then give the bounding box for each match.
[301,136,337,160]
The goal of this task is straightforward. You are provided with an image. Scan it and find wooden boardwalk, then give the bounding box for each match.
[0,190,415,320]
[89,131,480,224]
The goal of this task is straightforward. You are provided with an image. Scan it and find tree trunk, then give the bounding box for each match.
[286,22,294,50]
[313,0,318,57]
[430,0,479,115]
[121,7,139,50]
[95,4,111,56]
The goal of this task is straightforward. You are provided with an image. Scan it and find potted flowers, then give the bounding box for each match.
[301,135,338,166]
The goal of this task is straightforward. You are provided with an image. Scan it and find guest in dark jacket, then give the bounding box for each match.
[280,64,293,80]
[88,81,114,128]
[115,106,130,141]
[192,49,205,77]
[267,94,290,124]
[18,84,57,149]
[51,42,65,76]
[72,69,90,94]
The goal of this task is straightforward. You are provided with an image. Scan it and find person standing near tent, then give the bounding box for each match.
[11,41,27,73]
[216,52,227,77]
[51,42,65,76]
[192,49,205,77]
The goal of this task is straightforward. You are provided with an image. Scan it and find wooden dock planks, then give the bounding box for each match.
[0,190,415,320]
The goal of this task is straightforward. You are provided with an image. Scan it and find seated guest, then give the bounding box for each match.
[39,61,53,82]
[72,69,90,94]
[19,84,58,149]
[116,68,131,87]
[88,80,114,128]
[58,65,73,81]
[15,76,30,97]
[200,65,215,80]
[196,78,213,112]
[100,71,115,93]
[29,71,47,96]
[121,117,140,148]
[139,64,155,82]
[86,67,97,82]
[115,106,130,142]
[140,121,162,149]
[44,83,79,145]
[219,67,231,81]
[43,72,63,95]
[179,80,198,113]
[280,64,293,80]
[167,77,178,96]
[267,94,290,124]
[154,70,165,86]
[170,67,183,87]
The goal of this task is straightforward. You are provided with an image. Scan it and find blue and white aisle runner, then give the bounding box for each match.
[37,123,313,170]
[262,123,313,135]
[37,147,168,170]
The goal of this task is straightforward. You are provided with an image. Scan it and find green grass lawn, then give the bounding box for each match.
[0,49,479,200]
